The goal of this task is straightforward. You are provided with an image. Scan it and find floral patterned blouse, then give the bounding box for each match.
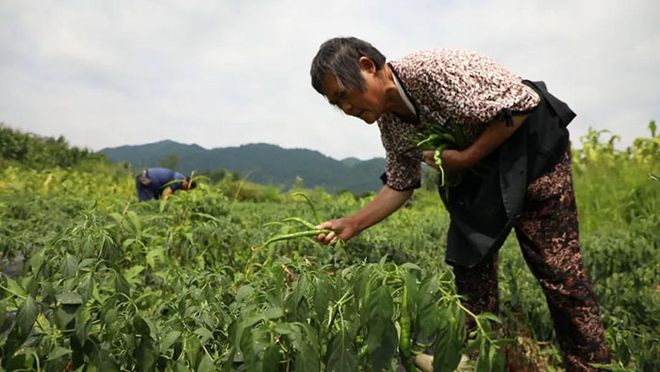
[378,49,541,191]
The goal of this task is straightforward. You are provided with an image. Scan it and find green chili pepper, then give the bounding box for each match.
[399,284,415,372]
[434,144,449,187]
[264,229,333,246]
[282,217,317,230]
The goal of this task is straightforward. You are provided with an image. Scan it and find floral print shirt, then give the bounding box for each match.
[378,49,541,191]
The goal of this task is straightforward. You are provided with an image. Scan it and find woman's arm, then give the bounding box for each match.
[161,187,174,200]
[316,185,414,245]
[423,113,528,173]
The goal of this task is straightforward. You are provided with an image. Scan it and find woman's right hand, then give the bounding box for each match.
[314,185,413,246]
[315,217,360,245]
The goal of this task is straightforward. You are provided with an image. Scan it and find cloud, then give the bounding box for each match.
[1,0,658,159]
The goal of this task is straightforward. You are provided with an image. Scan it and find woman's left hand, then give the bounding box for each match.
[422,149,473,174]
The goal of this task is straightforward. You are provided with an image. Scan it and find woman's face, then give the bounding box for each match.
[322,60,386,124]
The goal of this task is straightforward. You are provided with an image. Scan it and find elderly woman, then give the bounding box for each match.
[310,37,609,371]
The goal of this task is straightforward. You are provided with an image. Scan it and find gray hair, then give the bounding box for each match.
[310,37,386,95]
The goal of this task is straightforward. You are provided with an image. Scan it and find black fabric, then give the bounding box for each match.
[379,172,421,191]
[441,80,573,268]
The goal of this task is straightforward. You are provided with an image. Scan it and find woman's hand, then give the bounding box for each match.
[314,185,413,246]
[422,149,474,174]
[315,217,360,245]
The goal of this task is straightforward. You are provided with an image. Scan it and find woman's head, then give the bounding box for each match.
[311,37,395,124]
[183,177,197,191]
[310,37,386,95]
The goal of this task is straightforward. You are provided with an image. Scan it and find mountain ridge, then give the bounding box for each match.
[101,140,385,193]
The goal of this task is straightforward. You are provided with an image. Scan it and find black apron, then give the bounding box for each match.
[441,80,575,268]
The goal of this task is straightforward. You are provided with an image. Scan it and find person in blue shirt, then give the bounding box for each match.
[135,167,196,201]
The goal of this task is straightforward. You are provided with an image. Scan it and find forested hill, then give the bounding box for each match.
[101,140,385,193]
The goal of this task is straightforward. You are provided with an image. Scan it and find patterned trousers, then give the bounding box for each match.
[452,153,610,371]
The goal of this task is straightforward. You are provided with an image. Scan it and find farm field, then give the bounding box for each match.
[0,126,658,371]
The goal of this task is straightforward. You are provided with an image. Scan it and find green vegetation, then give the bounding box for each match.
[0,123,103,169]
[0,123,658,371]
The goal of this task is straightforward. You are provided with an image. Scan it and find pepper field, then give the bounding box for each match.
[0,126,658,371]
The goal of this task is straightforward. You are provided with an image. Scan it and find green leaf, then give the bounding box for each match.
[415,305,440,349]
[194,327,213,344]
[79,258,97,269]
[47,346,70,360]
[109,212,123,224]
[3,354,28,371]
[146,247,165,268]
[0,300,7,338]
[293,323,320,372]
[489,344,505,372]
[62,253,79,278]
[123,265,145,284]
[127,211,142,232]
[313,275,335,321]
[261,344,281,372]
[258,307,281,322]
[400,262,422,271]
[365,286,397,371]
[104,308,118,325]
[274,322,319,371]
[21,275,37,297]
[236,316,262,342]
[432,313,463,372]
[114,273,131,297]
[56,291,83,305]
[235,285,254,302]
[291,274,310,304]
[133,316,152,337]
[15,295,38,341]
[173,359,191,372]
[55,304,78,329]
[78,273,94,302]
[196,353,215,372]
[273,322,300,342]
[416,275,440,311]
[193,212,223,224]
[239,323,270,370]
[160,330,181,353]
[75,309,92,344]
[352,266,372,303]
[186,334,202,368]
[478,312,502,324]
[135,336,157,372]
[475,341,490,372]
[326,328,358,372]
[29,251,45,275]
[4,277,27,298]
[366,286,394,322]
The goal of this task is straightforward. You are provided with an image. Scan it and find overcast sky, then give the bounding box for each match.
[1,0,659,160]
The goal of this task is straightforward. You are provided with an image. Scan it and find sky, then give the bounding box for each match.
[1,0,659,160]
